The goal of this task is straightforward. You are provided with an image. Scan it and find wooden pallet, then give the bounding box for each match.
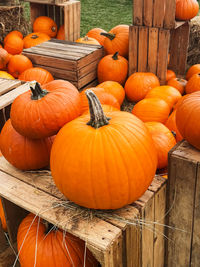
[0,79,29,132]
[166,140,200,267]
[129,0,190,84]
[27,0,80,41]
[0,156,166,267]
[22,39,104,90]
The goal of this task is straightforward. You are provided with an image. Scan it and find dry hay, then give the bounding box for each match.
[0,4,30,44]
[187,16,200,67]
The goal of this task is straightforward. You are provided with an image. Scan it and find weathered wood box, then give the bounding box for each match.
[166,140,200,267]
[25,0,80,41]
[129,0,190,84]
[0,79,30,131]
[22,39,104,90]
[0,155,167,267]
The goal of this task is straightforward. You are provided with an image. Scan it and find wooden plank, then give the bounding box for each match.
[166,141,197,267]
[0,80,21,96]
[81,79,98,90]
[164,0,176,29]
[138,26,148,72]
[0,242,20,267]
[74,0,81,40]
[77,69,97,89]
[169,27,181,74]
[26,0,55,4]
[133,0,143,25]
[143,0,153,26]
[157,29,170,84]
[129,25,138,76]
[30,3,46,26]
[49,38,102,49]
[153,0,165,28]
[55,5,61,28]
[148,27,158,74]
[0,83,30,110]
[191,163,200,266]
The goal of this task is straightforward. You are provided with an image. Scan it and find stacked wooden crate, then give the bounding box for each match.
[129,0,190,84]
[25,0,80,41]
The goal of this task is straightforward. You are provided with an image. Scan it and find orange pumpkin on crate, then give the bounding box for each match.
[86,27,107,46]
[175,0,199,20]
[23,32,50,49]
[33,16,58,38]
[50,90,158,210]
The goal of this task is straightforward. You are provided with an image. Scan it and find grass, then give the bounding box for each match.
[80,0,133,36]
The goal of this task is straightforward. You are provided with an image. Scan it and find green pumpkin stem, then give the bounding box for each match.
[112,52,119,60]
[30,81,49,100]
[85,90,111,129]
[100,32,115,40]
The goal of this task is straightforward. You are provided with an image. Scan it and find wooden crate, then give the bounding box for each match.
[130,0,190,84]
[26,0,80,41]
[0,79,30,132]
[22,39,104,90]
[166,140,200,267]
[0,156,166,267]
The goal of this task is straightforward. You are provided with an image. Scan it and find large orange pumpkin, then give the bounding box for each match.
[173,94,189,110]
[33,16,57,38]
[50,90,158,210]
[80,87,120,114]
[4,35,23,55]
[96,81,125,105]
[185,73,200,94]
[101,24,129,58]
[0,119,54,170]
[132,98,170,123]
[186,64,200,80]
[175,0,199,20]
[76,36,100,45]
[86,27,107,46]
[23,32,50,49]
[0,48,9,69]
[97,52,128,85]
[165,110,183,142]
[17,213,98,267]
[145,85,182,109]
[145,122,176,169]
[19,67,54,85]
[167,77,187,95]
[124,72,160,102]
[176,91,200,150]
[10,80,81,139]
[7,54,33,78]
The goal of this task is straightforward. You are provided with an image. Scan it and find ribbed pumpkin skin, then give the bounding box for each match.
[176,91,200,150]
[132,98,170,123]
[33,16,57,38]
[23,32,50,49]
[167,78,187,95]
[165,110,183,142]
[186,64,200,80]
[185,73,200,94]
[175,0,199,20]
[86,28,107,46]
[97,53,128,85]
[0,199,7,231]
[80,87,120,114]
[10,80,81,139]
[0,119,54,170]
[17,213,98,267]
[50,111,157,210]
[103,25,129,57]
[96,81,125,105]
[173,94,189,110]
[145,85,182,109]
[145,122,176,169]
[7,55,33,78]
[19,67,54,85]
[124,72,160,102]
[4,36,23,55]
[4,31,23,44]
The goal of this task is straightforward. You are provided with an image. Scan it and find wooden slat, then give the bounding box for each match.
[77,70,97,89]
[129,26,138,76]
[143,0,153,26]
[81,79,98,91]
[26,0,55,4]
[169,27,181,74]
[49,38,102,50]
[164,0,176,29]
[157,29,170,84]
[74,0,81,40]
[133,0,143,25]
[55,5,61,28]
[153,0,165,28]
[0,80,21,96]
[148,27,158,74]
[30,3,46,26]
[138,27,148,72]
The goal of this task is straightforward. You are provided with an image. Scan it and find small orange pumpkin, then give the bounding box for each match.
[7,55,33,78]
[185,73,200,94]
[0,48,9,69]
[186,64,200,80]
[97,52,128,85]
[86,28,107,46]
[76,36,100,45]
[167,77,187,95]
[56,25,65,40]
[165,110,183,142]
[4,30,23,44]
[19,67,54,85]
[23,32,50,49]
[33,16,57,38]
[4,35,23,55]
[166,69,176,82]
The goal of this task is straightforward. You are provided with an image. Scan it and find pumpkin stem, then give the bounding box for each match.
[31,34,39,39]
[171,130,176,138]
[29,81,49,100]
[112,52,119,60]
[85,90,111,129]
[100,32,115,40]
[43,220,56,234]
